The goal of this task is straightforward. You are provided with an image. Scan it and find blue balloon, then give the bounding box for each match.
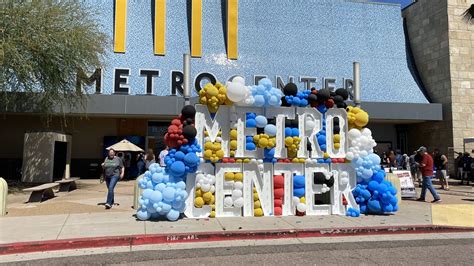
[176,181,186,190]
[383,204,394,213]
[136,209,151,221]
[246,118,257,128]
[254,95,265,107]
[246,142,256,150]
[163,187,176,202]
[255,115,268,128]
[285,127,292,137]
[166,209,180,221]
[293,187,305,198]
[149,190,163,203]
[291,128,299,137]
[170,161,185,177]
[175,151,185,161]
[142,188,154,199]
[264,148,275,158]
[264,124,277,137]
[373,170,385,183]
[317,134,326,145]
[367,199,382,213]
[293,175,305,188]
[184,152,199,167]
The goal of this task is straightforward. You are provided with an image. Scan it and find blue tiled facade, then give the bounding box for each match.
[88,0,428,103]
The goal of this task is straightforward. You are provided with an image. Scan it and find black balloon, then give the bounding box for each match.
[183,118,194,126]
[330,91,336,97]
[181,105,196,119]
[335,88,349,100]
[314,173,326,185]
[307,93,318,103]
[182,125,197,140]
[283,83,298,96]
[281,96,291,107]
[333,95,344,103]
[290,119,298,128]
[318,89,331,100]
[325,175,335,187]
[333,125,341,134]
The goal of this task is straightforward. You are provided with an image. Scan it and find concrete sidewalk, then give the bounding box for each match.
[1,179,473,255]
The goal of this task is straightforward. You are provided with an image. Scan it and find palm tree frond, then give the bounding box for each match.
[461,4,474,23]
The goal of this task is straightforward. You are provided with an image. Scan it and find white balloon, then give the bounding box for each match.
[361,128,372,137]
[305,119,315,134]
[292,196,300,206]
[233,197,244,208]
[233,181,243,190]
[232,76,245,85]
[296,203,307,212]
[232,189,243,200]
[226,82,247,102]
[201,183,211,192]
[224,196,234,208]
[346,151,354,160]
[209,186,216,193]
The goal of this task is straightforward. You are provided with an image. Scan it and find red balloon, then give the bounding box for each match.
[171,119,182,126]
[325,99,335,108]
[274,175,284,189]
[274,207,282,216]
[274,199,283,206]
[274,188,284,198]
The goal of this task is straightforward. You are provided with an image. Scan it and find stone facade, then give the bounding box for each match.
[403,0,473,175]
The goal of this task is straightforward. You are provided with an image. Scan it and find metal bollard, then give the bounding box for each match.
[133,175,144,210]
[0,177,8,216]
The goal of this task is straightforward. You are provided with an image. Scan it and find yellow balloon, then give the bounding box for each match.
[300,197,306,203]
[210,195,215,204]
[216,150,224,159]
[292,158,299,163]
[243,158,250,163]
[206,86,219,96]
[253,135,260,142]
[254,200,261,209]
[285,137,294,146]
[230,129,238,140]
[355,112,369,127]
[254,208,264,217]
[334,143,341,149]
[210,211,216,218]
[230,140,238,150]
[204,141,213,150]
[334,134,340,143]
[324,152,330,159]
[202,191,213,203]
[299,158,306,163]
[225,172,235,181]
[253,192,259,199]
[230,150,235,157]
[199,96,207,104]
[234,172,243,182]
[258,138,269,148]
[204,150,213,159]
[195,188,202,197]
[194,197,204,208]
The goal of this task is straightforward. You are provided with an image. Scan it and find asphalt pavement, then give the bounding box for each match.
[3,236,473,265]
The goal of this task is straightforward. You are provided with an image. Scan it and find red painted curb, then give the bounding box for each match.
[0,225,472,255]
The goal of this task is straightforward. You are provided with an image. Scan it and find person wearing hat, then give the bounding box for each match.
[416,146,442,203]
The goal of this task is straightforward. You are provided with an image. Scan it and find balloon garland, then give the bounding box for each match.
[137,76,398,221]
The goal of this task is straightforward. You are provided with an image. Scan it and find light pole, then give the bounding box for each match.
[183,54,191,105]
[353,62,361,107]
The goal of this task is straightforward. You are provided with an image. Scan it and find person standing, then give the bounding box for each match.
[414,150,423,187]
[158,146,169,167]
[433,149,449,190]
[416,146,442,203]
[145,149,156,170]
[102,148,124,209]
[136,153,145,175]
[460,152,472,185]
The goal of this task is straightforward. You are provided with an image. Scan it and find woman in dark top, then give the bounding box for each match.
[102,148,124,209]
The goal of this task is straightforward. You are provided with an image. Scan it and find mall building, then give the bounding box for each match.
[1,0,471,180]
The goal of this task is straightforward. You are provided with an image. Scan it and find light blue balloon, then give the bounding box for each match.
[163,187,176,202]
[254,95,265,107]
[149,190,163,203]
[136,209,151,221]
[255,115,268,128]
[264,124,277,137]
[155,183,166,192]
[166,209,180,221]
[176,181,186,190]
[142,188,154,199]
[161,202,172,213]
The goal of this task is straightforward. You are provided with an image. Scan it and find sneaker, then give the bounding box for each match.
[416,198,425,202]
[105,203,112,209]
[431,199,442,203]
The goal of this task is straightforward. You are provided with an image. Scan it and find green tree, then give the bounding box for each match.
[0,0,108,121]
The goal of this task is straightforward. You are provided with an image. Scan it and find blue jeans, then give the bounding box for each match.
[420,176,440,200]
[106,175,120,205]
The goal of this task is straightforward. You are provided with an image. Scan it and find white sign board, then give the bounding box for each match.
[393,170,416,198]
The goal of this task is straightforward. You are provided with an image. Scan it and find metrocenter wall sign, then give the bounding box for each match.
[78,0,354,97]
